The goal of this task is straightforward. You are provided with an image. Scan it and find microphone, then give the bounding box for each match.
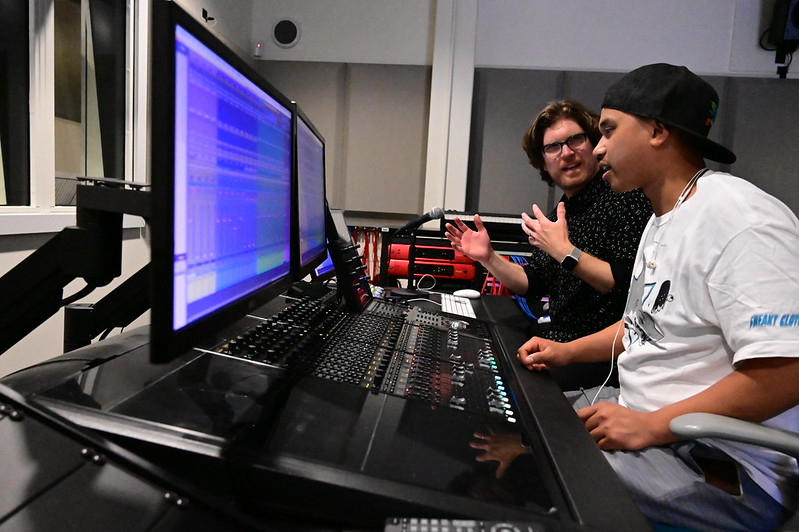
[394,206,444,235]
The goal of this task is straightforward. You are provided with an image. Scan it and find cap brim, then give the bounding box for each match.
[669,124,736,164]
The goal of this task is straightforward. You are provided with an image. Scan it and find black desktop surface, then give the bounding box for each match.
[1,294,649,532]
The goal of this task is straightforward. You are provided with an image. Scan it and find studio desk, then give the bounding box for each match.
[0,290,650,532]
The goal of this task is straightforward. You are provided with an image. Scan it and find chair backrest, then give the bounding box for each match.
[670,413,799,459]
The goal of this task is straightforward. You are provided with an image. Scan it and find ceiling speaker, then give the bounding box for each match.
[272,19,300,48]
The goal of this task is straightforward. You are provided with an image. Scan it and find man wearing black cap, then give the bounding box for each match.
[516,64,799,531]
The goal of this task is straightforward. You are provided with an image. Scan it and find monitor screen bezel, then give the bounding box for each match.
[292,104,328,280]
[149,0,295,363]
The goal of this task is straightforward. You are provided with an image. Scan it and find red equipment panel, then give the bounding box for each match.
[387,259,475,280]
[388,244,474,264]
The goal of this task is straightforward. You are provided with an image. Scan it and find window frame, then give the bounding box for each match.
[0,0,146,236]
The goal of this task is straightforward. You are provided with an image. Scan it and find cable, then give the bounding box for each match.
[60,283,97,307]
[759,27,777,51]
[780,51,794,69]
[408,298,439,306]
[415,273,437,291]
[508,255,538,319]
[512,295,537,320]
[590,318,624,406]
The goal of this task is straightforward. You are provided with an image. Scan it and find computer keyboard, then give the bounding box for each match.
[440,293,476,318]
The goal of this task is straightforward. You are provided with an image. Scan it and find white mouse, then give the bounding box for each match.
[453,289,481,299]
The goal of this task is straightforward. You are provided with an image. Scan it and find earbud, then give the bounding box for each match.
[644,245,657,269]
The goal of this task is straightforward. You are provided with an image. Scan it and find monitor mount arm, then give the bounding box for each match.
[62,263,151,352]
[0,178,151,356]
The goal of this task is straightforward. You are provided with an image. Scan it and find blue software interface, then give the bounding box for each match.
[172,25,293,331]
[314,250,335,279]
[296,116,326,267]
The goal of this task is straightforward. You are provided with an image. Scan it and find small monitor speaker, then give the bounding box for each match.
[272,19,300,48]
[770,0,799,44]
[788,0,799,40]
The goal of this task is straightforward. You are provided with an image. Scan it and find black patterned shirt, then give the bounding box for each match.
[522,173,652,342]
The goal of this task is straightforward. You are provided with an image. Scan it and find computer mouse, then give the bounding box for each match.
[453,289,481,299]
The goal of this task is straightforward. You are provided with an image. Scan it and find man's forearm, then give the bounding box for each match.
[631,357,799,448]
[568,320,626,363]
[661,357,799,424]
[569,252,615,293]
[481,252,529,294]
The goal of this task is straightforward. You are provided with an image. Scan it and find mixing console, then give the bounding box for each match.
[211,295,519,424]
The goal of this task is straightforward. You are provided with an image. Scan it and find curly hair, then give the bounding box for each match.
[522,100,601,186]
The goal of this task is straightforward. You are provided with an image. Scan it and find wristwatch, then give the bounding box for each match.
[560,246,582,271]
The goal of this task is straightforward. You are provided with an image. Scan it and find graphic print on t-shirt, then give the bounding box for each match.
[625,278,673,346]
[652,281,672,313]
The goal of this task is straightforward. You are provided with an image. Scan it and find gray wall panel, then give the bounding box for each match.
[343,64,430,214]
[562,71,621,119]
[257,61,430,215]
[256,61,347,207]
[725,77,799,213]
[470,69,559,216]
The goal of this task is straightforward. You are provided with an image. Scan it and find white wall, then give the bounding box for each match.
[250,0,435,65]
[474,0,781,76]
[174,0,255,56]
[251,0,791,78]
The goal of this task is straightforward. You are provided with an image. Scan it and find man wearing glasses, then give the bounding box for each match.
[518,64,799,531]
[445,100,651,390]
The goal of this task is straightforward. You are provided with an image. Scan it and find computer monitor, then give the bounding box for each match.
[292,105,327,279]
[149,0,295,363]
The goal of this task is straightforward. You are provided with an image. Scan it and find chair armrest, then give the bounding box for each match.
[669,413,799,459]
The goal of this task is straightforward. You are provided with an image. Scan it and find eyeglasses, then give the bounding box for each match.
[542,133,589,158]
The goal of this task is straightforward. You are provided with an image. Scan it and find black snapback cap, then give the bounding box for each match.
[602,63,736,164]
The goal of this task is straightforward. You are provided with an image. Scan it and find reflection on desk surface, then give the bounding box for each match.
[32,342,557,520]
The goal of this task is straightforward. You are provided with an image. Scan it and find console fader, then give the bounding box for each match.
[213,296,519,425]
[383,304,518,423]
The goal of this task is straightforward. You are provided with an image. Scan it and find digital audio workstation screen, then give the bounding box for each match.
[172,25,292,330]
[296,117,326,267]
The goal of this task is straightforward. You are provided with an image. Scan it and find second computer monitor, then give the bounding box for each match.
[293,106,327,279]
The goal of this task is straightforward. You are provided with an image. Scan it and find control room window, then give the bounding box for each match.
[55,0,127,205]
[0,2,30,206]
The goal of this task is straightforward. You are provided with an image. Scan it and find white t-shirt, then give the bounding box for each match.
[619,171,799,508]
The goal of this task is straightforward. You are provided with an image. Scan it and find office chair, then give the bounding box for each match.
[670,413,799,531]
